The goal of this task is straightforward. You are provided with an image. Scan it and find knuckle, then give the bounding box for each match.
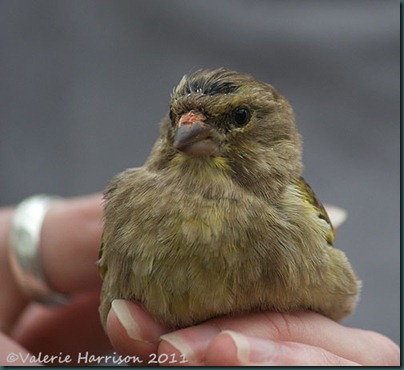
[316,347,344,366]
[262,311,306,340]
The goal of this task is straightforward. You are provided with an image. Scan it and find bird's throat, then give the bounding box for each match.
[170,154,231,185]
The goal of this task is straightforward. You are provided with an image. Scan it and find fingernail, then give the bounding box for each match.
[160,325,220,364]
[112,300,144,341]
[223,330,276,364]
[111,299,168,344]
[325,205,348,229]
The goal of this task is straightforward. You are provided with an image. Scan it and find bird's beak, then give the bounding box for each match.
[173,111,220,156]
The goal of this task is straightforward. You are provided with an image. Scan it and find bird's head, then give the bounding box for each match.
[147,69,303,196]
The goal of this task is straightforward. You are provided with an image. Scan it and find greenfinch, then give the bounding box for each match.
[98,68,360,329]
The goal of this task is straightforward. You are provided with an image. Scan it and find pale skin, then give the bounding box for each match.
[0,195,399,366]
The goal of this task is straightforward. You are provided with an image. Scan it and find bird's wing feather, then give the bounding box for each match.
[98,167,142,280]
[295,176,335,246]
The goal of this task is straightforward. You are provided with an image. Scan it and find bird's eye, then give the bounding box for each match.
[233,107,250,127]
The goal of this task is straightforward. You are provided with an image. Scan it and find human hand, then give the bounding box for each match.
[106,299,400,366]
[0,194,111,365]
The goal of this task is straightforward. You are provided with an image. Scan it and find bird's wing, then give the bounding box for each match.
[98,167,142,280]
[295,176,335,246]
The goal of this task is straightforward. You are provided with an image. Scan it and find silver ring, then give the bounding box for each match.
[8,195,70,305]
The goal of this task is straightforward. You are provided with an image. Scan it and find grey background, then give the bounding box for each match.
[0,1,399,345]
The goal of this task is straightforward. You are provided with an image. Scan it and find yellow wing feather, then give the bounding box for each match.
[295,177,335,245]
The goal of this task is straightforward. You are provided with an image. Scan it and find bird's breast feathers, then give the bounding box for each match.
[103,162,332,278]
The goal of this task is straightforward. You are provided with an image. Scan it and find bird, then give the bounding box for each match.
[98,68,360,330]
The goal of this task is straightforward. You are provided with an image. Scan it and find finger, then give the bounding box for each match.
[159,324,220,365]
[106,300,169,366]
[205,331,359,366]
[11,291,111,365]
[0,332,39,366]
[40,194,103,293]
[0,208,29,333]
[159,311,400,366]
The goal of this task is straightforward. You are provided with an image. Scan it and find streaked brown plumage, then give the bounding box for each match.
[99,69,360,329]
